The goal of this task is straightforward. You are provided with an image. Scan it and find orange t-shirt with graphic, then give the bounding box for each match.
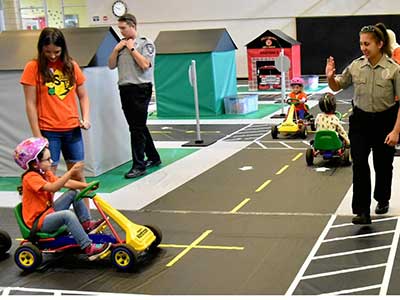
[22,171,58,230]
[20,60,86,131]
[288,91,308,112]
[393,48,400,65]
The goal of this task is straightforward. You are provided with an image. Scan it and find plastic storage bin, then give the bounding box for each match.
[224,94,258,114]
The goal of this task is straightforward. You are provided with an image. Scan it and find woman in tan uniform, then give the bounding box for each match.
[325,22,400,225]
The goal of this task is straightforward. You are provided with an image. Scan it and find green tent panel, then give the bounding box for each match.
[154,28,237,118]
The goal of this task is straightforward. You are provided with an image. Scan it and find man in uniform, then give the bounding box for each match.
[108,13,161,179]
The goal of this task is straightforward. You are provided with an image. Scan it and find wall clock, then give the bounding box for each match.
[112,0,127,17]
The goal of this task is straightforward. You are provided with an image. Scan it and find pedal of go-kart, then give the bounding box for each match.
[90,217,109,234]
[98,249,111,260]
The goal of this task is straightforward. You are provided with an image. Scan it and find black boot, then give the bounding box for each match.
[352,214,371,225]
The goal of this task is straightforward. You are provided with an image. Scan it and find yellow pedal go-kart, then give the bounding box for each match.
[14,180,162,272]
[271,98,315,139]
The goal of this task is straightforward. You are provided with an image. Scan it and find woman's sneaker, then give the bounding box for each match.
[82,219,107,234]
[85,243,111,261]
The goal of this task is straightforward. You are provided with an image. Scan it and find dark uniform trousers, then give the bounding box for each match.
[119,83,160,171]
[349,103,398,215]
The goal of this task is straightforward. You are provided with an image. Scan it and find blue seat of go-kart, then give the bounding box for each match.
[313,130,343,151]
[14,203,68,240]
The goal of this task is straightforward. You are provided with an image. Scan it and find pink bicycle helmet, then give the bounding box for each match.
[290,77,304,86]
[14,137,48,170]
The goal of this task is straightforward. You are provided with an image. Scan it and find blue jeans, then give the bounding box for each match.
[41,127,84,166]
[41,190,91,249]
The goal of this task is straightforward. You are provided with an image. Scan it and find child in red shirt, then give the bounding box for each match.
[14,137,110,261]
[288,77,309,119]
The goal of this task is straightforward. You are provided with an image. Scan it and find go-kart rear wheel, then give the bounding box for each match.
[343,148,351,166]
[271,125,278,139]
[306,148,314,166]
[145,224,162,251]
[310,122,316,132]
[14,243,42,271]
[0,229,11,255]
[111,244,138,271]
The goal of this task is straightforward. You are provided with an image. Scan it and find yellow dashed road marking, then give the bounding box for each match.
[230,198,251,213]
[255,180,272,193]
[292,153,303,161]
[276,165,289,175]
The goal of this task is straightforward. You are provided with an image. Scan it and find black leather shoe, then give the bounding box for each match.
[124,168,146,179]
[352,214,371,225]
[145,160,162,168]
[375,202,389,215]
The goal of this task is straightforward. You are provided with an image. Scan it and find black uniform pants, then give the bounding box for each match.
[349,104,398,215]
[119,83,160,171]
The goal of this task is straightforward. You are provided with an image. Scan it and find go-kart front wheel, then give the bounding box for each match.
[145,224,162,251]
[0,229,11,255]
[271,125,278,139]
[14,243,42,271]
[300,127,307,139]
[306,148,314,166]
[111,245,138,271]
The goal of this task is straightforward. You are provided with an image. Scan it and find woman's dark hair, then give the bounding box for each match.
[359,22,392,57]
[36,27,75,85]
[319,92,336,113]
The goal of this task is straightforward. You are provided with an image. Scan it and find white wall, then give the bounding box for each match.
[78,0,400,77]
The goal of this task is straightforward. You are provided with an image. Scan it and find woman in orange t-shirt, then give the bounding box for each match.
[20,27,90,207]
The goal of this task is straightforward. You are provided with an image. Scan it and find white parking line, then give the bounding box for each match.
[301,263,386,280]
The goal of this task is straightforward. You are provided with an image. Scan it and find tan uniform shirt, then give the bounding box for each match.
[336,55,400,112]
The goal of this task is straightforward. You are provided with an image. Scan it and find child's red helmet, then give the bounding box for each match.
[290,77,304,86]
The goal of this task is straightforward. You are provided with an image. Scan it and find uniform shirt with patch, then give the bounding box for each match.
[315,112,350,145]
[22,171,57,229]
[336,55,400,112]
[117,36,155,85]
[20,60,86,131]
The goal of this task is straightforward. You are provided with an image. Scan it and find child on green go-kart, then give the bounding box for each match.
[14,137,110,261]
[315,92,350,146]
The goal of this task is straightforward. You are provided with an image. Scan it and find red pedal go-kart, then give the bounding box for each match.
[14,181,162,272]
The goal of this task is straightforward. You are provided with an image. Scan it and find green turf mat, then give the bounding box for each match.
[149,103,282,120]
[0,148,197,194]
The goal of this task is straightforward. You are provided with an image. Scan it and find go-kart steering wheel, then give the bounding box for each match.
[335,111,342,120]
[74,180,100,202]
[286,98,301,106]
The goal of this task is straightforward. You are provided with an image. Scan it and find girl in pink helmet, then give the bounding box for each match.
[14,137,110,261]
[288,77,309,119]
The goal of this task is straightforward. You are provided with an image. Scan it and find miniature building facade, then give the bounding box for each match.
[246,30,301,91]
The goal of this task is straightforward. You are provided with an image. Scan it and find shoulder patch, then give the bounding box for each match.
[145,43,155,54]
